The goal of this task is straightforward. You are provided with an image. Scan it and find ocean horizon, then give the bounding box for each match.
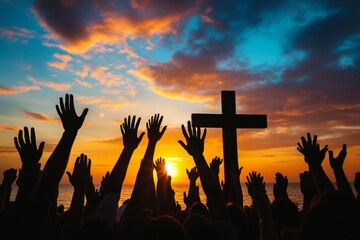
[9,182,310,211]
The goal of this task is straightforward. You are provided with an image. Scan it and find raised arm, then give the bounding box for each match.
[30,93,88,228]
[297,132,334,193]
[0,168,17,214]
[178,121,227,222]
[96,115,144,228]
[273,172,289,201]
[183,166,201,210]
[104,115,144,195]
[229,162,244,208]
[62,154,91,237]
[118,114,166,235]
[14,127,44,212]
[329,144,355,199]
[299,171,317,212]
[154,157,167,215]
[246,171,279,240]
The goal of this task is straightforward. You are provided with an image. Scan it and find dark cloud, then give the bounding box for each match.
[33,0,100,42]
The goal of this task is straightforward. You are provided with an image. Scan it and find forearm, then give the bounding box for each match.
[235,181,244,208]
[105,148,134,194]
[253,192,279,240]
[333,169,355,198]
[193,154,227,221]
[62,187,85,234]
[309,165,334,193]
[42,131,77,185]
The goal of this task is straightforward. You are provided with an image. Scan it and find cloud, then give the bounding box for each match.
[90,66,122,86]
[75,79,93,88]
[47,53,73,70]
[75,64,91,78]
[0,123,20,131]
[0,85,40,95]
[32,0,197,54]
[27,75,72,91]
[22,110,58,123]
[0,26,35,42]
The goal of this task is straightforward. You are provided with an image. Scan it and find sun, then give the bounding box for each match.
[165,162,178,177]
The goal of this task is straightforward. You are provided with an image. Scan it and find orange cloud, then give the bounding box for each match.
[0,123,20,131]
[47,53,72,70]
[75,79,93,88]
[75,64,91,78]
[22,110,58,123]
[90,66,122,86]
[0,85,40,95]
[33,0,196,54]
[27,75,72,91]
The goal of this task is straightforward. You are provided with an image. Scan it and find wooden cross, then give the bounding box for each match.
[192,90,267,196]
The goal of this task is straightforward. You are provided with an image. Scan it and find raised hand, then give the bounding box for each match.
[121,115,145,150]
[299,171,317,197]
[297,132,328,167]
[14,127,45,168]
[178,121,207,157]
[56,93,88,133]
[210,156,223,177]
[2,168,17,186]
[146,113,167,143]
[154,157,167,176]
[273,172,289,200]
[246,171,266,198]
[329,144,347,171]
[246,171,278,240]
[186,167,199,182]
[183,186,200,210]
[66,153,91,190]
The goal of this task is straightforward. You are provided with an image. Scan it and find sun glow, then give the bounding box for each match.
[165,161,178,177]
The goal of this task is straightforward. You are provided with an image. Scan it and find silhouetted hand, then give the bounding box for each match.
[186,167,199,182]
[85,175,100,203]
[56,93,88,133]
[154,157,167,176]
[121,115,145,150]
[273,172,289,200]
[183,186,200,209]
[229,162,243,181]
[246,171,266,198]
[2,168,17,186]
[66,153,91,190]
[178,121,207,157]
[14,127,44,168]
[210,156,223,177]
[146,114,167,143]
[297,132,328,167]
[329,144,347,171]
[354,172,360,195]
[99,171,109,198]
[299,171,317,197]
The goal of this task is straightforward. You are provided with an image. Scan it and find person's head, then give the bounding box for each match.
[183,213,216,240]
[138,215,185,240]
[175,209,189,224]
[189,202,209,219]
[300,189,360,240]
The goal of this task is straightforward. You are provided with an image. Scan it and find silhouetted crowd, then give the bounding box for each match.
[0,94,359,240]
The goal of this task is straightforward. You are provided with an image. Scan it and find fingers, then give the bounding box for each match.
[178,140,187,150]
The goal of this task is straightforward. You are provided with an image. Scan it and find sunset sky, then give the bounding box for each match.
[0,0,359,186]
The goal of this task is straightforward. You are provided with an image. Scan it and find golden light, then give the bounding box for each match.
[165,161,178,177]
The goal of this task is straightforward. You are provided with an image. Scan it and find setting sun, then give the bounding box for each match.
[165,161,178,177]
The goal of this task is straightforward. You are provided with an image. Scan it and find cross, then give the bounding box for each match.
[192,90,267,198]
